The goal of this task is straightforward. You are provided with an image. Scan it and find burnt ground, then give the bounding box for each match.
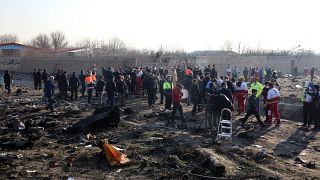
[0,76,319,179]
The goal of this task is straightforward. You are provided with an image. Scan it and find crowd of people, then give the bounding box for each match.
[1,63,319,131]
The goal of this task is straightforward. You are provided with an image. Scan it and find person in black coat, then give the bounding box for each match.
[35,69,42,90]
[158,76,166,104]
[78,71,86,97]
[69,72,80,100]
[3,70,12,94]
[96,76,105,97]
[190,79,200,115]
[60,71,68,100]
[203,73,211,103]
[33,69,37,89]
[42,69,48,84]
[116,75,127,105]
[218,82,233,102]
[145,74,157,108]
[184,74,193,105]
[106,76,117,106]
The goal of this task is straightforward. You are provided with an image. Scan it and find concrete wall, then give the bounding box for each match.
[0,56,139,74]
[0,58,21,71]
[196,54,320,75]
[1,54,320,75]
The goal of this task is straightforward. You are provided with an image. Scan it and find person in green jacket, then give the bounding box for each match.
[249,77,263,97]
[163,75,173,110]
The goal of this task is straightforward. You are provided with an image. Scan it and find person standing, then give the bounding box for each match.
[312,85,320,130]
[266,82,281,125]
[85,72,94,103]
[145,73,157,108]
[302,83,314,127]
[69,72,80,100]
[239,89,264,127]
[261,81,270,122]
[171,84,184,123]
[96,76,105,97]
[293,66,298,79]
[310,66,316,82]
[44,76,55,112]
[218,82,233,102]
[163,75,173,110]
[304,65,309,77]
[158,76,165,104]
[211,65,218,78]
[190,79,200,116]
[42,69,48,85]
[60,71,68,100]
[232,66,238,79]
[243,67,249,82]
[116,75,127,106]
[3,70,12,94]
[235,76,248,114]
[106,75,117,106]
[226,65,232,79]
[249,77,263,98]
[33,69,37,89]
[79,71,86,97]
[35,69,42,90]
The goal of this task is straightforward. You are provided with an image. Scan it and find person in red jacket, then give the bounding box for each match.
[171,84,184,123]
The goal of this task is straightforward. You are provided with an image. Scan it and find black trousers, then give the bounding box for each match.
[165,94,172,109]
[4,83,11,93]
[192,102,199,114]
[159,92,164,104]
[81,84,86,97]
[171,102,183,121]
[264,105,268,120]
[303,102,313,126]
[70,87,78,100]
[314,107,320,129]
[35,80,41,90]
[147,90,155,107]
[242,109,263,125]
[87,88,93,103]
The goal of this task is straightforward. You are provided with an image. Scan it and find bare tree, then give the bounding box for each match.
[237,41,249,54]
[31,34,51,49]
[220,40,233,51]
[50,31,68,49]
[0,34,18,43]
[106,37,126,55]
[75,39,100,49]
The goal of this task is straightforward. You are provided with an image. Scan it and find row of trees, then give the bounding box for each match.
[220,40,315,56]
[0,31,68,50]
[0,33,314,57]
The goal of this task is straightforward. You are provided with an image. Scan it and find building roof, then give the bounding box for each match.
[0,42,40,50]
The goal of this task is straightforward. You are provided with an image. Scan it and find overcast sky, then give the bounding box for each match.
[1,0,319,52]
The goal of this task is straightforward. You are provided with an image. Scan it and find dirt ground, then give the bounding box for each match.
[0,75,319,179]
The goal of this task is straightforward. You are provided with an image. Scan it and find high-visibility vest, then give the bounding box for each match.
[91,75,96,82]
[85,76,92,85]
[163,82,172,93]
[250,82,263,97]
